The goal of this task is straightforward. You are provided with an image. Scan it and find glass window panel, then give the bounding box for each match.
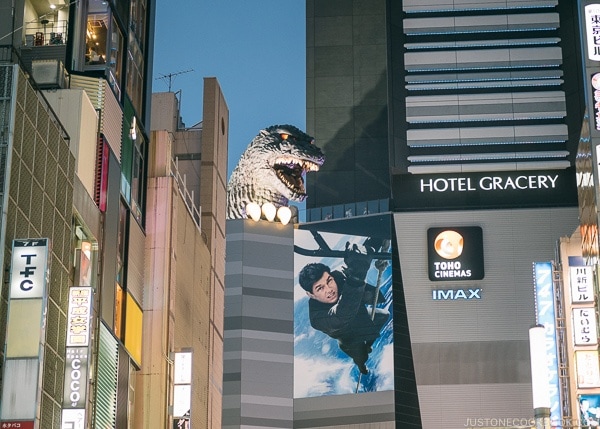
[85,3,109,67]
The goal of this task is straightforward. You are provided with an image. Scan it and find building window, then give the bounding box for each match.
[131,132,145,222]
[85,4,109,66]
[115,283,124,339]
[117,200,128,286]
[84,1,124,100]
[126,34,145,116]
[73,223,98,288]
[130,0,147,49]
[107,16,124,98]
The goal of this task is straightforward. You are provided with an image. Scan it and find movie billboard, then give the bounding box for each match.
[579,394,600,427]
[294,223,393,398]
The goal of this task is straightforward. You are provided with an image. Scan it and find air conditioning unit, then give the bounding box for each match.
[31,59,67,89]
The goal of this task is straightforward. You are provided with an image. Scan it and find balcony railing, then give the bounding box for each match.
[304,199,390,222]
[171,156,202,231]
[24,20,68,46]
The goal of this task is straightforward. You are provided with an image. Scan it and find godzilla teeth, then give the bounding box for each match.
[276,170,304,193]
[273,157,321,172]
[303,161,320,172]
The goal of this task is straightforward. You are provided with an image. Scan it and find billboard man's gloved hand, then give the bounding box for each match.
[342,242,372,283]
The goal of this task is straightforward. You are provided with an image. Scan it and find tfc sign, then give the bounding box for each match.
[9,239,48,299]
[1,239,50,426]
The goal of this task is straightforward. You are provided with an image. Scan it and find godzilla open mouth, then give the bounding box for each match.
[273,158,321,195]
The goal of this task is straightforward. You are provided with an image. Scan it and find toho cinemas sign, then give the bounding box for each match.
[427,226,484,282]
[392,168,577,210]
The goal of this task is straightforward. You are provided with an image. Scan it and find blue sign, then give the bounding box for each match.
[534,262,562,427]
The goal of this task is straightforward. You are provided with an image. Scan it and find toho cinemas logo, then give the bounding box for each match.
[427,226,484,282]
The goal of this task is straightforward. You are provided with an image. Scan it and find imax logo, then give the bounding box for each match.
[432,288,481,300]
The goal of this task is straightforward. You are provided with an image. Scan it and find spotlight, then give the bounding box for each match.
[277,206,292,225]
[261,203,277,222]
[245,202,261,222]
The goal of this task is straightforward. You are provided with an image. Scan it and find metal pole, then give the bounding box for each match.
[534,407,551,429]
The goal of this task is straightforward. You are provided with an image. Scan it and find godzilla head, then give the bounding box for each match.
[260,125,324,200]
[227,124,325,219]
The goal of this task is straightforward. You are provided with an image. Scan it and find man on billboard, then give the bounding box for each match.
[298,243,389,375]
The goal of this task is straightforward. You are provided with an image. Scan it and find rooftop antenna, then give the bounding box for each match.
[156,69,194,92]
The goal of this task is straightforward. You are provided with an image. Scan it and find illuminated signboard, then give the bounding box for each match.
[173,352,192,419]
[592,73,600,132]
[294,223,393,398]
[577,351,600,388]
[0,421,34,429]
[62,348,89,409]
[432,288,482,300]
[9,239,49,299]
[427,226,484,281]
[61,287,93,429]
[1,239,49,426]
[570,266,594,303]
[61,409,85,429]
[585,4,600,61]
[573,307,598,346]
[392,168,577,210]
[174,352,192,384]
[533,262,562,427]
[66,287,93,347]
[173,385,191,418]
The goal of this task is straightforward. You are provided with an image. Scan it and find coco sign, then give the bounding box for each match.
[427,226,484,281]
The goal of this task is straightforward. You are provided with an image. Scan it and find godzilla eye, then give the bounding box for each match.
[280,133,290,140]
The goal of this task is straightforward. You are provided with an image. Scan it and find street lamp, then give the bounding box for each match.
[529,324,551,429]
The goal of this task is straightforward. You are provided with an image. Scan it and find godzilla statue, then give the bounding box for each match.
[227,124,325,220]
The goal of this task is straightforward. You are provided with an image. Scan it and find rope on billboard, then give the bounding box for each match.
[293,230,392,260]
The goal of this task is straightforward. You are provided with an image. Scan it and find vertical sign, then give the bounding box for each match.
[569,259,600,391]
[585,5,600,61]
[533,262,562,427]
[570,266,594,303]
[172,351,192,422]
[65,287,93,347]
[592,75,600,132]
[573,307,598,346]
[8,239,48,299]
[577,351,600,388]
[1,239,49,427]
[61,287,93,429]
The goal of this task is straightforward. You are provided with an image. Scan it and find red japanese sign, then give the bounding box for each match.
[1,421,35,429]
